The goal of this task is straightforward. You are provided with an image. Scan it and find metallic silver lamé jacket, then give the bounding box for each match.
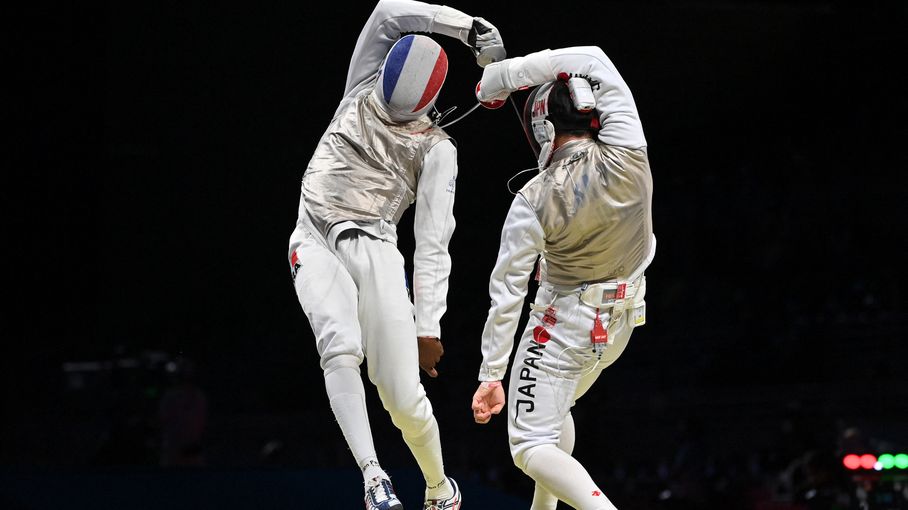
[300,89,450,238]
[520,139,654,285]
[478,45,656,381]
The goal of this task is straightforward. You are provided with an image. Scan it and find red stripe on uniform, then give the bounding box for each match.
[412,50,448,112]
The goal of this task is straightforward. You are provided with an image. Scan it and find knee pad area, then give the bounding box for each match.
[379,388,433,439]
[512,440,558,472]
[321,353,362,376]
[513,445,531,472]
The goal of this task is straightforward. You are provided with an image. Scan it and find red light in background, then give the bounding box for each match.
[860,454,877,470]
[843,454,861,470]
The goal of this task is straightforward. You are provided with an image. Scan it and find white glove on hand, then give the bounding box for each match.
[475,60,511,107]
[468,17,506,67]
[475,50,555,106]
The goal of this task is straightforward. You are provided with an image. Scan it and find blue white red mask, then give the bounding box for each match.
[374,34,448,123]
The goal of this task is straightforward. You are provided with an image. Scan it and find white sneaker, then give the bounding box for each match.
[424,477,462,510]
[365,476,403,510]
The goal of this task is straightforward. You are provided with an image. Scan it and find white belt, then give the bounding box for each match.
[582,276,647,329]
[579,277,643,312]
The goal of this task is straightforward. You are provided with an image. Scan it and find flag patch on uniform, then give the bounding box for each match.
[532,325,550,344]
[290,249,302,281]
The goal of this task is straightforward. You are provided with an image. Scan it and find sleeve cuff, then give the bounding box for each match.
[478,366,507,381]
[416,324,441,339]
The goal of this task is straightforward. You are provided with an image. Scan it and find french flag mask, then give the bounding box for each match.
[374,34,448,123]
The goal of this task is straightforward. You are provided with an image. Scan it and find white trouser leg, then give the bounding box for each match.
[335,231,447,492]
[531,412,575,510]
[509,285,636,509]
[290,224,382,481]
[324,362,386,481]
[524,445,618,510]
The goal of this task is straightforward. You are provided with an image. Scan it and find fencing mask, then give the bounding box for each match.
[373,34,448,123]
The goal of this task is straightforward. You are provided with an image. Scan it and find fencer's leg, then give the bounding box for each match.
[523,445,618,510]
[530,346,611,510]
[338,232,452,499]
[323,357,387,482]
[530,412,576,510]
[525,312,635,509]
[522,365,611,510]
[509,287,622,510]
[291,228,385,482]
[401,419,452,500]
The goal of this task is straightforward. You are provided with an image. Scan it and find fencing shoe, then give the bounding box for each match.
[424,477,462,510]
[365,476,403,510]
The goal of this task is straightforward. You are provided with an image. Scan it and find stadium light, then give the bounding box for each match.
[860,454,877,470]
[843,453,908,470]
[843,454,861,470]
[896,454,908,470]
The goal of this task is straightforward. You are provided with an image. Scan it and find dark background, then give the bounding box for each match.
[6,0,907,508]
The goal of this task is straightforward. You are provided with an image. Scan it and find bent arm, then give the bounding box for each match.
[344,0,484,98]
[478,46,646,149]
[479,195,544,381]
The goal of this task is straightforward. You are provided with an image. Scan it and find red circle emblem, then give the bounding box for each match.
[532,326,550,344]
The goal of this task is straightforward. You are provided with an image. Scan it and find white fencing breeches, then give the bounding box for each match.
[290,220,436,441]
[508,283,635,464]
[508,283,639,509]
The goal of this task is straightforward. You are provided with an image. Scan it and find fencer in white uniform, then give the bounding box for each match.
[471,46,656,510]
[287,1,503,509]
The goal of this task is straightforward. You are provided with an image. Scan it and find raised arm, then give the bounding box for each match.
[476,46,646,149]
[344,0,505,98]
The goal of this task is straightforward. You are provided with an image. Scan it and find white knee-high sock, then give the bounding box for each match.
[324,366,386,482]
[524,444,618,510]
[531,413,576,510]
[403,417,452,500]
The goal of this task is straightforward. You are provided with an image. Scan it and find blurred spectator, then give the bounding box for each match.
[158,357,207,467]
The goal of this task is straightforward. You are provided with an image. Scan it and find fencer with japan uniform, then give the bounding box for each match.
[287,1,503,509]
[471,46,656,510]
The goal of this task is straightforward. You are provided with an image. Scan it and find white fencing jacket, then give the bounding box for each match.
[478,46,656,381]
[294,0,480,338]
